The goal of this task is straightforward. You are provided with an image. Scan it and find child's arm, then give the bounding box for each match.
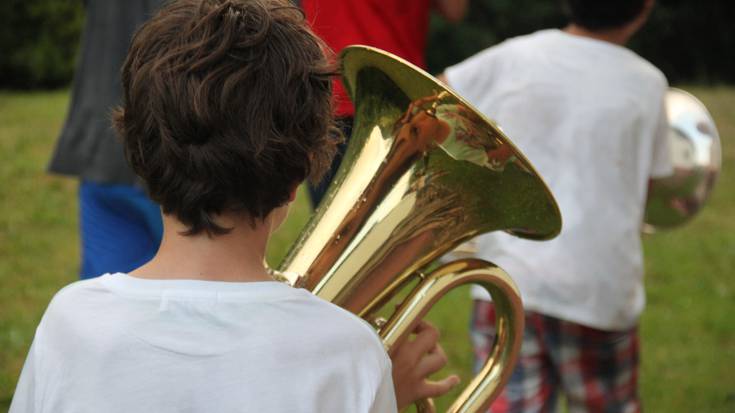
[432,0,469,23]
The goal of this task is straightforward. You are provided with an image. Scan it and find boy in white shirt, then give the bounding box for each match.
[10,1,458,411]
[440,0,672,411]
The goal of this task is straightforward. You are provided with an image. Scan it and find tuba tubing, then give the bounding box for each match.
[378,259,523,413]
[276,46,562,412]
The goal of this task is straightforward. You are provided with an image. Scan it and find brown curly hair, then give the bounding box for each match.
[113,0,339,235]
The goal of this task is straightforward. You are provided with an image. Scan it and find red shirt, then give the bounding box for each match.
[302,0,431,116]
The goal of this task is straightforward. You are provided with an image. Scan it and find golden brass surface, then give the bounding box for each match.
[379,259,523,412]
[276,46,562,412]
[644,88,722,231]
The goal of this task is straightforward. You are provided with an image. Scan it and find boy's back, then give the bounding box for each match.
[11,274,394,412]
[443,2,673,410]
[10,0,463,411]
[445,28,671,329]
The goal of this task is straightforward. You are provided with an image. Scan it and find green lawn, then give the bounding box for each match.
[0,88,733,412]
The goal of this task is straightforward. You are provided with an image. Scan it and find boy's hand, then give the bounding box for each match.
[390,320,461,411]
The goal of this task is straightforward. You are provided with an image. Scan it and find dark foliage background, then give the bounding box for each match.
[0,0,84,89]
[0,0,732,89]
[428,0,735,84]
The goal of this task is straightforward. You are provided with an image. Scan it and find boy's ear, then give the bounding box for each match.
[288,183,299,202]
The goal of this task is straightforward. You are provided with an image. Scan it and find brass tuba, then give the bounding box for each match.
[644,88,722,232]
[275,46,562,412]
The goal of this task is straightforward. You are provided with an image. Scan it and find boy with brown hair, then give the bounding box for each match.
[10,1,457,411]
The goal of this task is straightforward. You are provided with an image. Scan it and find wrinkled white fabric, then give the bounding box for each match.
[446,29,672,330]
[10,273,396,413]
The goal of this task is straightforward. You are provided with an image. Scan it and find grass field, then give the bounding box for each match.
[0,88,733,412]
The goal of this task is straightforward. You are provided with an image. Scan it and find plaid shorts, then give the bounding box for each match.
[471,300,640,413]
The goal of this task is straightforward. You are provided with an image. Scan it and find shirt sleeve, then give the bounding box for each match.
[9,328,44,413]
[444,45,501,105]
[368,355,398,413]
[650,89,674,178]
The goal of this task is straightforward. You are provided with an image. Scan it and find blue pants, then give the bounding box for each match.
[79,181,163,279]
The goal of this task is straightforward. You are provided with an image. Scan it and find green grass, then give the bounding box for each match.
[1,87,734,412]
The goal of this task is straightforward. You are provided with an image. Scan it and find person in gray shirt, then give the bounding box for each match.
[49,0,165,279]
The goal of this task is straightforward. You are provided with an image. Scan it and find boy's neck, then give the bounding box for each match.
[563,24,633,46]
[130,213,274,283]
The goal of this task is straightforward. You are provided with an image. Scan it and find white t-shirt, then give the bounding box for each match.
[445,29,672,330]
[10,273,397,413]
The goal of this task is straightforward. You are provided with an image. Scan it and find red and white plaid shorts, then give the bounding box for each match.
[471,300,640,413]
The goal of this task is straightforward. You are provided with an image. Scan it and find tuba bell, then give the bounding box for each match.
[274,46,562,412]
[644,88,722,232]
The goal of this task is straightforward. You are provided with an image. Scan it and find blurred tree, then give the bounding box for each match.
[0,0,84,89]
[0,0,732,88]
[428,0,735,85]
[427,0,565,75]
[632,0,735,84]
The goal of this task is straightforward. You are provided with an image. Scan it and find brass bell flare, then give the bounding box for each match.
[277,46,562,412]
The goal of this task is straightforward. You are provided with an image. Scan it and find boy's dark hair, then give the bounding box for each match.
[113,0,338,235]
[563,0,647,30]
